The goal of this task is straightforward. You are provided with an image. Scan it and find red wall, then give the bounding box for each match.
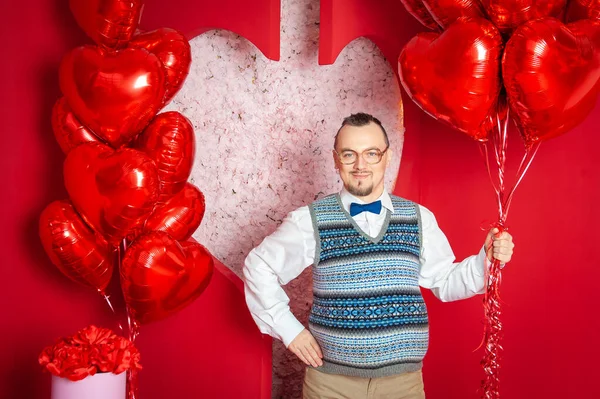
[2,1,599,399]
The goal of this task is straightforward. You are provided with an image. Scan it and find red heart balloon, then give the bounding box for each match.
[399,17,503,141]
[59,45,166,148]
[480,0,566,33]
[39,200,113,292]
[503,18,600,144]
[130,28,192,105]
[400,0,440,30]
[64,142,159,245]
[69,0,144,49]
[423,0,486,29]
[144,183,205,241]
[134,112,195,203]
[51,97,100,154]
[121,231,214,324]
[566,0,600,22]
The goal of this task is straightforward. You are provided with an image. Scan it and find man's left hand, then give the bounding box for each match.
[485,228,514,264]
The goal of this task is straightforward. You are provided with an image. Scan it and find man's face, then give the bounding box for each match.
[333,122,391,201]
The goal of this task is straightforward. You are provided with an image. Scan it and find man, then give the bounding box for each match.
[243,113,514,398]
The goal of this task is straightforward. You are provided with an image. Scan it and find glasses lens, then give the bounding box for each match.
[364,150,382,164]
[340,151,357,164]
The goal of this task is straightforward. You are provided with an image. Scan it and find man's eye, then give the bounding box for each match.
[342,152,354,158]
[366,151,379,158]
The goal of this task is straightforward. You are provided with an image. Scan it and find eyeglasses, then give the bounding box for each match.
[334,146,389,165]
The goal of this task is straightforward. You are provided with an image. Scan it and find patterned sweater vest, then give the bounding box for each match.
[308,194,428,378]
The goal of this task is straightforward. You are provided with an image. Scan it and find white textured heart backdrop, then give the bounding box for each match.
[163,0,403,397]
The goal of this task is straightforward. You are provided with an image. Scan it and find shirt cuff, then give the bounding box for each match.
[277,312,306,348]
[475,245,488,278]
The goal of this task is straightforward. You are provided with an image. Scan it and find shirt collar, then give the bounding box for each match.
[339,187,394,214]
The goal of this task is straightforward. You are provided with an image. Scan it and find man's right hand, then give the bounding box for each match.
[287,329,323,367]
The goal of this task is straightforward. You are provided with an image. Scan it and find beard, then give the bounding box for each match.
[346,180,373,197]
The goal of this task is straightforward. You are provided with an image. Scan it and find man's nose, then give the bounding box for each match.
[353,153,367,169]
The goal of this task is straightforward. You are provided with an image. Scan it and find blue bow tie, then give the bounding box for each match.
[349,200,382,217]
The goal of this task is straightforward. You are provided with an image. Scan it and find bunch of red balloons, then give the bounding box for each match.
[398,0,600,145]
[398,2,599,398]
[39,0,214,328]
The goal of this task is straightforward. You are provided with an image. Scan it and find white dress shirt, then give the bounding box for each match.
[243,189,488,347]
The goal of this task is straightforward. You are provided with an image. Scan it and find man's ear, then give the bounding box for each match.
[385,149,393,168]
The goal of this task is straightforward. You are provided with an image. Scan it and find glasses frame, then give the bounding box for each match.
[334,146,390,165]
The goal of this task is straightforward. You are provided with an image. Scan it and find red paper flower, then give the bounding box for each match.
[39,325,142,381]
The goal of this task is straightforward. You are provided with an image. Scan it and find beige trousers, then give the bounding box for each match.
[302,367,425,399]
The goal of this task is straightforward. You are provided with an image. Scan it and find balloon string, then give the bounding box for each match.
[126,314,140,399]
[127,307,140,342]
[480,107,541,398]
[503,141,541,220]
[495,108,509,223]
[112,239,138,399]
[101,292,124,334]
[481,244,503,399]
[480,105,534,399]
[479,141,499,198]
[121,238,140,399]
[480,109,507,399]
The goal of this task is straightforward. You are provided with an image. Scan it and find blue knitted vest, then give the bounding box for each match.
[308,193,428,378]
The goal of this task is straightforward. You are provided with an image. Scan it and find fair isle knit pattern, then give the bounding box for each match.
[308,193,428,378]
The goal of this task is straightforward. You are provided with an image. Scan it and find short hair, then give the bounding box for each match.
[334,112,389,150]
